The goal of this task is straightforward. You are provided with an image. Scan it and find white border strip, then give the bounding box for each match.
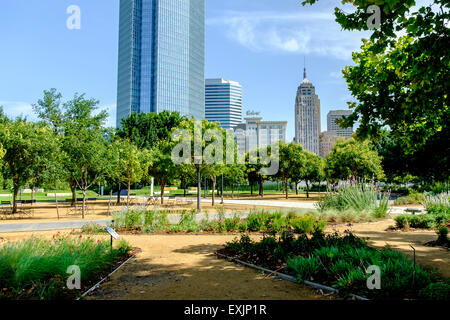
[77,254,135,300]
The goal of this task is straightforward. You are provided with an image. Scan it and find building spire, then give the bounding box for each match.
[303,56,307,79]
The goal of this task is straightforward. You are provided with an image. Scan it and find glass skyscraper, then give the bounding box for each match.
[116,0,205,128]
[205,78,243,130]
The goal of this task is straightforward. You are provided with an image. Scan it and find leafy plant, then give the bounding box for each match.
[287,256,320,283]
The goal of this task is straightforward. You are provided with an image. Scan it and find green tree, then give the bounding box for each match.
[302,151,325,198]
[173,119,228,206]
[303,0,449,181]
[326,138,384,182]
[244,145,278,198]
[33,89,110,206]
[278,142,305,199]
[223,164,246,197]
[109,138,144,206]
[117,111,186,149]
[0,120,58,213]
[147,139,179,205]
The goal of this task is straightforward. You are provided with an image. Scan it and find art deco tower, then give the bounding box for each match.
[294,67,321,155]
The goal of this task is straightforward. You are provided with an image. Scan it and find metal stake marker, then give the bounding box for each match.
[410,245,416,285]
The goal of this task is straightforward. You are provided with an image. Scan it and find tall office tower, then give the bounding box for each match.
[205,79,243,130]
[327,110,354,138]
[294,68,321,155]
[116,0,205,128]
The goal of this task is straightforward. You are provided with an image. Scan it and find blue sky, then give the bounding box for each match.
[0,0,371,141]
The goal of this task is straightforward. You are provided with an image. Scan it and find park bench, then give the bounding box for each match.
[18,200,34,218]
[1,201,12,219]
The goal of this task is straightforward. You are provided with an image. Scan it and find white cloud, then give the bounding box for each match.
[208,10,369,60]
[102,103,116,128]
[0,101,37,121]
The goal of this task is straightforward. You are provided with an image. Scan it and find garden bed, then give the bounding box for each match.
[0,233,133,300]
[217,231,450,300]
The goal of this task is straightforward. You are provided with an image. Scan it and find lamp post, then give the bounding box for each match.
[221,174,224,204]
[193,156,202,213]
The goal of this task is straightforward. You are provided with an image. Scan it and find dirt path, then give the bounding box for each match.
[85,234,329,300]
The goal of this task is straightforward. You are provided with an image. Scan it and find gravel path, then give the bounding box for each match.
[84,234,330,300]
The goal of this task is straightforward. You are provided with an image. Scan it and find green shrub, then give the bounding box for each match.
[224,216,240,232]
[409,215,436,229]
[436,227,449,246]
[81,222,106,234]
[287,256,320,283]
[419,282,450,300]
[423,193,450,215]
[291,216,326,234]
[237,221,248,232]
[395,215,410,229]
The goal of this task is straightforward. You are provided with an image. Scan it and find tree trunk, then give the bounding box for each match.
[160,183,165,205]
[306,180,310,199]
[231,184,234,198]
[259,180,264,197]
[54,185,60,220]
[108,190,112,215]
[127,176,131,208]
[70,181,76,207]
[211,177,216,206]
[31,187,35,205]
[82,189,86,219]
[117,182,121,205]
[285,179,289,199]
[296,182,299,195]
[250,182,253,195]
[12,187,18,214]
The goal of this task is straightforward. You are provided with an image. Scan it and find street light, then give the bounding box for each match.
[221,174,224,204]
[193,156,202,213]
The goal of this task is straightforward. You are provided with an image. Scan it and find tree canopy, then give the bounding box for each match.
[303,0,449,182]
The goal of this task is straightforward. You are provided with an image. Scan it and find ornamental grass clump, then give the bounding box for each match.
[0,234,132,300]
[316,182,390,219]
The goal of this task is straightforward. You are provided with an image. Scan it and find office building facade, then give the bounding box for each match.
[205,79,243,130]
[294,68,321,155]
[327,110,353,138]
[234,117,287,155]
[319,131,341,158]
[116,0,205,128]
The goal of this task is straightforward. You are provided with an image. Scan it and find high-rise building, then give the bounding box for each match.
[294,68,321,155]
[234,117,287,155]
[205,79,243,130]
[116,0,205,128]
[327,110,353,138]
[319,131,340,158]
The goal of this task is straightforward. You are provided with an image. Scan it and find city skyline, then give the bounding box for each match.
[0,0,367,141]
